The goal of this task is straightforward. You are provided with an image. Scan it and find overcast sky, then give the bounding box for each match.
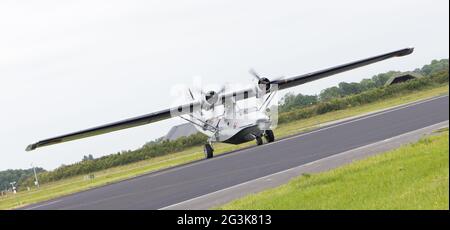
[0,0,448,170]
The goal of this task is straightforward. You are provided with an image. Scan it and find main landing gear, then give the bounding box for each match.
[256,136,263,146]
[255,129,275,146]
[204,143,214,159]
[264,129,275,143]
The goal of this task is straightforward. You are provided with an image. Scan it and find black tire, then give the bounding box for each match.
[256,136,263,146]
[264,130,275,143]
[204,144,214,159]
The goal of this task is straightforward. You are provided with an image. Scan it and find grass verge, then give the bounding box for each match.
[0,85,448,209]
[218,130,449,210]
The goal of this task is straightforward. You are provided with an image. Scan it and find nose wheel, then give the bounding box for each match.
[204,143,214,159]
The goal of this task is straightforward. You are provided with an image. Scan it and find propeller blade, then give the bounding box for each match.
[188,88,195,100]
[218,84,227,94]
[249,68,261,80]
[191,87,205,96]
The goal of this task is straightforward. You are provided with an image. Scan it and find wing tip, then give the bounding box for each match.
[397,47,414,57]
[26,143,37,152]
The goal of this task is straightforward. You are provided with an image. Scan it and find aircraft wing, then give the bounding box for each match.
[26,102,199,151]
[216,48,414,104]
[272,48,414,90]
[26,47,413,151]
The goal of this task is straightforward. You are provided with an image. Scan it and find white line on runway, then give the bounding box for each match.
[24,199,62,210]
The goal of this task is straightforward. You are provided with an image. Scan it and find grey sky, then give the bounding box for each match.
[0,0,448,170]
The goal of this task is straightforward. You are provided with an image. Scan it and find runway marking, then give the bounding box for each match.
[159,120,449,210]
[24,199,62,210]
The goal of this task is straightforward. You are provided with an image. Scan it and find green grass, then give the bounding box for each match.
[218,131,449,210]
[0,85,448,210]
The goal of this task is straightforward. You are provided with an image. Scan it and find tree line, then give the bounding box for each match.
[0,168,45,191]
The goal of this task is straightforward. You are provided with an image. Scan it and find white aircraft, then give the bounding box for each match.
[26,48,414,159]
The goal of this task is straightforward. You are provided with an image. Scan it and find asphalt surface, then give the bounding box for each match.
[24,95,449,210]
[162,121,448,209]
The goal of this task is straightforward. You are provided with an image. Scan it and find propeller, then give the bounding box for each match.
[249,68,285,81]
[187,84,228,117]
[249,68,272,94]
[207,84,227,115]
[190,85,227,101]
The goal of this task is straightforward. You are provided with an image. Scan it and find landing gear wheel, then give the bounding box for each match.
[256,136,263,146]
[264,130,275,143]
[204,143,214,159]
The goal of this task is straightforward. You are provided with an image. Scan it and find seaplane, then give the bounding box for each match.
[26,47,414,159]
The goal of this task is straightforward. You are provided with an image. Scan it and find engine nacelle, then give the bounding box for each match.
[255,77,271,98]
[201,90,219,110]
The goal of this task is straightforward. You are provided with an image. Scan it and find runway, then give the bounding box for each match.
[23,95,449,210]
